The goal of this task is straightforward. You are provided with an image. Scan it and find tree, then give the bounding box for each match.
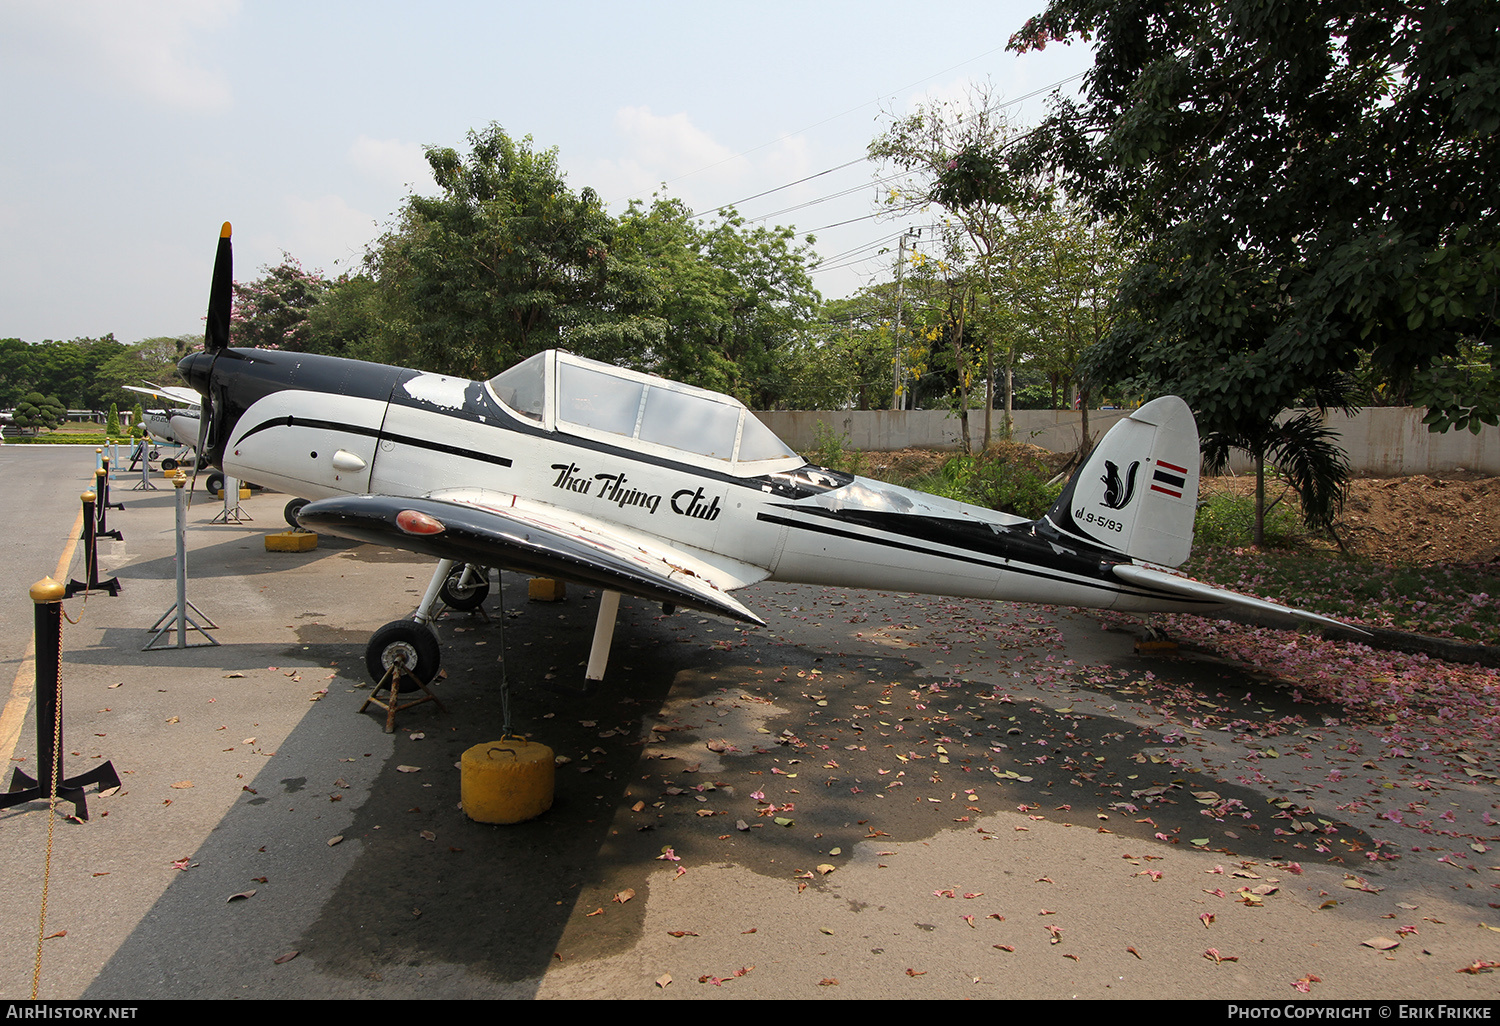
[232,257,330,352]
[13,392,64,432]
[1004,0,1499,440]
[372,124,649,378]
[304,273,391,362]
[870,86,1022,441]
[96,335,197,404]
[582,196,821,407]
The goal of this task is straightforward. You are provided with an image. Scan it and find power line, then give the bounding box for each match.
[692,69,1087,223]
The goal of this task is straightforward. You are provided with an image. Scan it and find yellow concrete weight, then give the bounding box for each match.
[461,739,554,824]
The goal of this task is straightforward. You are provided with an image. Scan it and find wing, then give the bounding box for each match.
[1112,563,1364,634]
[124,383,202,408]
[295,489,768,626]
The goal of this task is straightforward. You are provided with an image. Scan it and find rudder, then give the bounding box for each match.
[1040,396,1200,568]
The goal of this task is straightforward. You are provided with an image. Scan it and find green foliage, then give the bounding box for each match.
[1202,409,1352,536]
[372,124,647,378]
[805,420,869,477]
[930,451,1062,519]
[107,403,120,435]
[613,197,819,407]
[1193,492,1305,550]
[1009,0,1500,439]
[13,392,65,431]
[232,257,330,351]
[0,336,125,410]
[95,336,196,407]
[1184,549,1500,645]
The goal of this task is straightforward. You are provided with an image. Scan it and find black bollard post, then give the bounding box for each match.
[66,491,120,598]
[94,467,122,542]
[2,578,120,819]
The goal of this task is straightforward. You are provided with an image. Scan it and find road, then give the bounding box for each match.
[1,447,1497,1001]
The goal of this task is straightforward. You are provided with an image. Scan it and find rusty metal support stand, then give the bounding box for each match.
[2,578,120,820]
[66,491,119,598]
[359,654,446,734]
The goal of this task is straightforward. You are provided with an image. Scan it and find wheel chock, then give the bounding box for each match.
[265,530,318,552]
[528,578,566,601]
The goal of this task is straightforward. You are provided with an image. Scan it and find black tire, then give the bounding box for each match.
[284,497,310,528]
[196,455,210,470]
[204,472,225,497]
[148,449,160,461]
[439,565,490,611]
[366,620,441,692]
[160,457,178,471]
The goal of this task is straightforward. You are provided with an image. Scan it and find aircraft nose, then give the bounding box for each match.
[178,351,212,394]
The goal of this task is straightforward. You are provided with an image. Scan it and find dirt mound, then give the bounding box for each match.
[1338,475,1500,565]
[1202,474,1500,565]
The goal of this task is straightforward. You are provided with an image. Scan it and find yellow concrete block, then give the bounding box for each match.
[461,740,555,824]
[215,486,252,499]
[1134,639,1179,654]
[528,578,566,601]
[264,530,318,552]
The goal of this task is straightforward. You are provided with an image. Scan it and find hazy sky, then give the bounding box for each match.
[0,1,1094,345]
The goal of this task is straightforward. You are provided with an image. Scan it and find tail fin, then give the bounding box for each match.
[1040,396,1200,567]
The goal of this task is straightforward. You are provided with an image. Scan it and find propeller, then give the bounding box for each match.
[181,222,233,503]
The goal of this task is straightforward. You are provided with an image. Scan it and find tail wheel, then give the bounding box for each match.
[366,620,440,692]
[439,565,490,611]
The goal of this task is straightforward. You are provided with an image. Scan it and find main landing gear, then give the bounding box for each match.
[360,558,628,693]
[363,558,488,690]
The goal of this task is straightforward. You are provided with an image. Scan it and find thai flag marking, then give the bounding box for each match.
[1151,459,1188,498]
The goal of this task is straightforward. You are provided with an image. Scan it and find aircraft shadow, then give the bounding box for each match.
[82,578,1379,996]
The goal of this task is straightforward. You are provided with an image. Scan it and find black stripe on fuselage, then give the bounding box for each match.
[234,415,514,469]
[758,506,1217,606]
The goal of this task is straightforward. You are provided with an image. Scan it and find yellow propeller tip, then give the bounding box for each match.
[220,221,232,238]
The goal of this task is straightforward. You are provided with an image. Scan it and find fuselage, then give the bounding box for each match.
[179,347,1214,618]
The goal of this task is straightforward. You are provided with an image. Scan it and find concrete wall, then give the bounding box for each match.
[755,406,1500,477]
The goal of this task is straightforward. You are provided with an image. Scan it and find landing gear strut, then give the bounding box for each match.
[439,563,490,610]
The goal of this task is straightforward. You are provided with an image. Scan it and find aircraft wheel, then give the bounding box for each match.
[439,565,490,611]
[205,472,225,496]
[366,620,440,692]
[284,497,310,528]
[148,449,161,461]
[160,458,178,471]
[196,455,210,470]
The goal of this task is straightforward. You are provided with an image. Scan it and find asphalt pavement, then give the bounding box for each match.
[1,446,1498,1001]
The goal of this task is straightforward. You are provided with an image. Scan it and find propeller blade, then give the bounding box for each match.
[189,222,232,503]
[204,221,232,354]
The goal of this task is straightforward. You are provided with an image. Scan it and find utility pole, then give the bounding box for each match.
[891,229,919,410]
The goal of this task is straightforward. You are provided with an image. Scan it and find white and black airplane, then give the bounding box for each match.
[122,383,204,472]
[179,224,1349,685]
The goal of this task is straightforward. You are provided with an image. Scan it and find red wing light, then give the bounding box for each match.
[396,509,446,535]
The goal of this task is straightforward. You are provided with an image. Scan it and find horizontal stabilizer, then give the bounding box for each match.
[1112,563,1366,634]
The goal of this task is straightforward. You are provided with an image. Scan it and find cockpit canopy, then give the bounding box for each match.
[486,351,802,475]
